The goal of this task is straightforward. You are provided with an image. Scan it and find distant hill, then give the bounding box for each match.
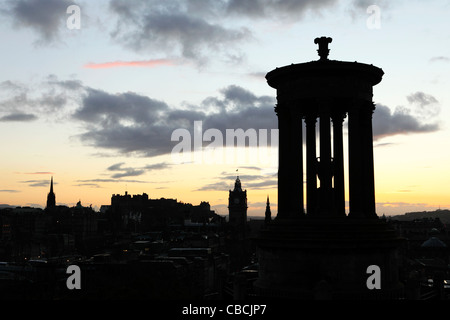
[388,209,450,224]
[0,204,16,209]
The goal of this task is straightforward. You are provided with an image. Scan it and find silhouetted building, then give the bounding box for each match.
[0,206,47,261]
[46,177,56,209]
[108,192,223,234]
[0,176,102,261]
[226,176,252,271]
[255,37,403,299]
[228,176,248,237]
[385,217,450,299]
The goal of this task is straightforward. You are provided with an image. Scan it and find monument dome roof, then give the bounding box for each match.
[421,237,447,248]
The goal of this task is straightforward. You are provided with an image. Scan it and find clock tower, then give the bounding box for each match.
[228,176,247,234]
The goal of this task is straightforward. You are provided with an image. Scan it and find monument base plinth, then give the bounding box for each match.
[254,217,404,299]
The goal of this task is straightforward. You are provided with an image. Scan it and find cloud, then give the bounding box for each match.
[222,84,259,105]
[108,0,251,66]
[374,142,395,148]
[1,0,383,70]
[246,72,267,80]
[106,162,125,171]
[2,0,73,44]
[407,91,438,106]
[20,179,54,187]
[24,172,54,174]
[373,103,439,140]
[73,183,101,188]
[46,76,83,91]
[5,75,438,159]
[347,0,392,22]
[0,76,82,122]
[199,85,276,131]
[196,181,231,192]
[246,179,277,189]
[406,91,440,119]
[0,112,37,122]
[0,80,23,91]
[0,190,20,193]
[106,161,171,179]
[225,0,339,19]
[107,0,372,66]
[73,88,174,156]
[84,59,177,69]
[239,166,262,171]
[72,84,276,157]
[106,162,146,179]
[144,163,171,170]
[72,82,440,157]
[429,56,450,63]
[74,88,168,124]
[111,169,145,179]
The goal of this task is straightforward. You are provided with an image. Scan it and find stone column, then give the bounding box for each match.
[347,102,363,218]
[289,112,304,216]
[361,102,377,218]
[332,111,346,217]
[276,104,288,218]
[305,114,318,216]
[275,104,304,218]
[348,100,377,218]
[318,106,333,215]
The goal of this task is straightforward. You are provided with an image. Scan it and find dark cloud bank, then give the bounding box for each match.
[0,76,441,157]
[72,83,440,158]
[71,84,278,157]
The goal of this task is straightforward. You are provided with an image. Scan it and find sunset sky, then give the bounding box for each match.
[0,0,449,217]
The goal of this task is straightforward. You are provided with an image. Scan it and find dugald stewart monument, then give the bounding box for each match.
[254,37,403,299]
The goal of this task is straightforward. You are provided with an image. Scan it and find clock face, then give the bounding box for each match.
[234,198,240,204]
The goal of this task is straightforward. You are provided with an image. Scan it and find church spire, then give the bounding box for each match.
[265,195,272,224]
[46,176,56,209]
